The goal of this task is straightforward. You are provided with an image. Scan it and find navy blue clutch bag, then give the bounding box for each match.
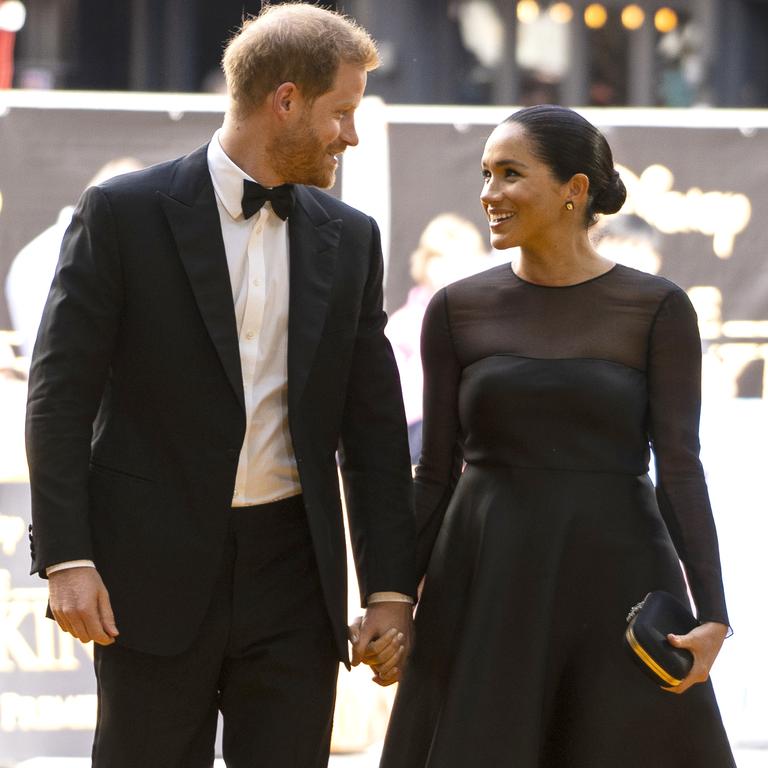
[624,591,699,688]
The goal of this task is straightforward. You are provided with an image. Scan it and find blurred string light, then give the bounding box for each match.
[0,0,26,32]
[584,3,608,29]
[517,0,540,24]
[517,1,676,33]
[549,3,573,24]
[621,4,645,30]
[654,7,679,33]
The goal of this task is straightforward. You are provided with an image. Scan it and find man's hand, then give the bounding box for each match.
[48,567,119,646]
[348,601,413,686]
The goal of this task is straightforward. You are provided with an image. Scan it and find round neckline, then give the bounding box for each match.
[509,262,618,288]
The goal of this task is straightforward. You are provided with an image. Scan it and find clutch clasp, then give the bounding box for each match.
[626,598,646,623]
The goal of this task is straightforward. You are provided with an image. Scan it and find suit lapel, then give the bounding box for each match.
[158,145,245,412]
[288,186,342,409]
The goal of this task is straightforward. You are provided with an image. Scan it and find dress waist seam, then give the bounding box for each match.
[464,461,649,477]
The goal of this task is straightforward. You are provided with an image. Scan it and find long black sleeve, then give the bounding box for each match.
[413,289,464,581]
[648,288,728,625]
[26,186,123,574]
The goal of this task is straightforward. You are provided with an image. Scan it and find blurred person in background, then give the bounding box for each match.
[386,213,489,464]
[25,5,416,767]
[592,212,662,275]
[5,157,144,360]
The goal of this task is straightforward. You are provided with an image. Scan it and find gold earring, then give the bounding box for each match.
[565,201,574,211]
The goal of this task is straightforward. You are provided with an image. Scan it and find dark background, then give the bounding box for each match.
[11,0,768,107]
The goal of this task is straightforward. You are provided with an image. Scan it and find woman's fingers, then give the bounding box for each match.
[662,622,728,694]
[348,616,365,665]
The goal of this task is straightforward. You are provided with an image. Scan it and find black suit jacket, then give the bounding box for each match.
[26,144,416,660]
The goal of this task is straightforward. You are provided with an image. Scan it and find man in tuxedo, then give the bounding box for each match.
[26,5,416,766]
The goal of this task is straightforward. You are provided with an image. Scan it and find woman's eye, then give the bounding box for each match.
[481,170,491,180]
[505,169,519,178]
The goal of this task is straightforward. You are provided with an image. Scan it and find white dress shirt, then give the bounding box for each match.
[207,129,302,506]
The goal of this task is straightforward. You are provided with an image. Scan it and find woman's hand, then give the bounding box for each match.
[662,621,729,694]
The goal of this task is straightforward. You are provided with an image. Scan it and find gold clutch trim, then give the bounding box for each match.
[626,625,682,687]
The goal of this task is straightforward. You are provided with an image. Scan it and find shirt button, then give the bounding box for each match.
[252,278,259,287]
[245,330,255,340]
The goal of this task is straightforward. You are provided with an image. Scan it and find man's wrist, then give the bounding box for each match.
[46,560,96,576]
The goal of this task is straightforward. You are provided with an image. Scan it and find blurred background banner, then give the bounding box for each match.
[0,98,766,329]
[1,96,767,761]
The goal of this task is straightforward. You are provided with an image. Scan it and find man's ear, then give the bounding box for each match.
[272,82,301,119]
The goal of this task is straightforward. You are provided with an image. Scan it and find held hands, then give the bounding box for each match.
[348,601,413,686]
[662,621,729,694]
[48,566,119,646]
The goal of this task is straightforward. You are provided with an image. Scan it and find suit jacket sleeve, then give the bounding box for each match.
[338,217,417,605]
[26,185,123,575]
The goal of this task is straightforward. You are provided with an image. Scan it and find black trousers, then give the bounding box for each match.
[92,495,340,768]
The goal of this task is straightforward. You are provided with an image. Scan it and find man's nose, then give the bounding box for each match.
[341,115,359,147]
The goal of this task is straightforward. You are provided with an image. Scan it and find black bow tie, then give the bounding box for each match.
[241,179,295,221]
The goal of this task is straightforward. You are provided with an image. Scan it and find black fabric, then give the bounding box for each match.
[92,497,339,768]
[382,263,733,767]
[241,179,295,220]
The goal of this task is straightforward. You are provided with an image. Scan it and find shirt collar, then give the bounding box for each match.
[207,128,257,221]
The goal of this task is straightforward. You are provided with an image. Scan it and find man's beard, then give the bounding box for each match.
[268,113,339,189]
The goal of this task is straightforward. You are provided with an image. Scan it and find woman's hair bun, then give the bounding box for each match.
[593,169,627,215]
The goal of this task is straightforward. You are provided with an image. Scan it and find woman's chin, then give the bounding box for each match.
[489,232,516,251]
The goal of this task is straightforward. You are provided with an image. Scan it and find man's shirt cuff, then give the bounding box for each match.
[368,591,414,605]
[46,560,96,576]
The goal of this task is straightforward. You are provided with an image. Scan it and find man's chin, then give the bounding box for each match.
[317,169,337,189]
[297,169,336,189]
[277,158,337,189]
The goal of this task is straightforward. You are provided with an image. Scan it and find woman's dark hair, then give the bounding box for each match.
[504,104,627,226]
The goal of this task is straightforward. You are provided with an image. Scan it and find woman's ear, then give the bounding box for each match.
[568,173,591,204]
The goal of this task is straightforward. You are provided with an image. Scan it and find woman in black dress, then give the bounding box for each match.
[379,106,734,767]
